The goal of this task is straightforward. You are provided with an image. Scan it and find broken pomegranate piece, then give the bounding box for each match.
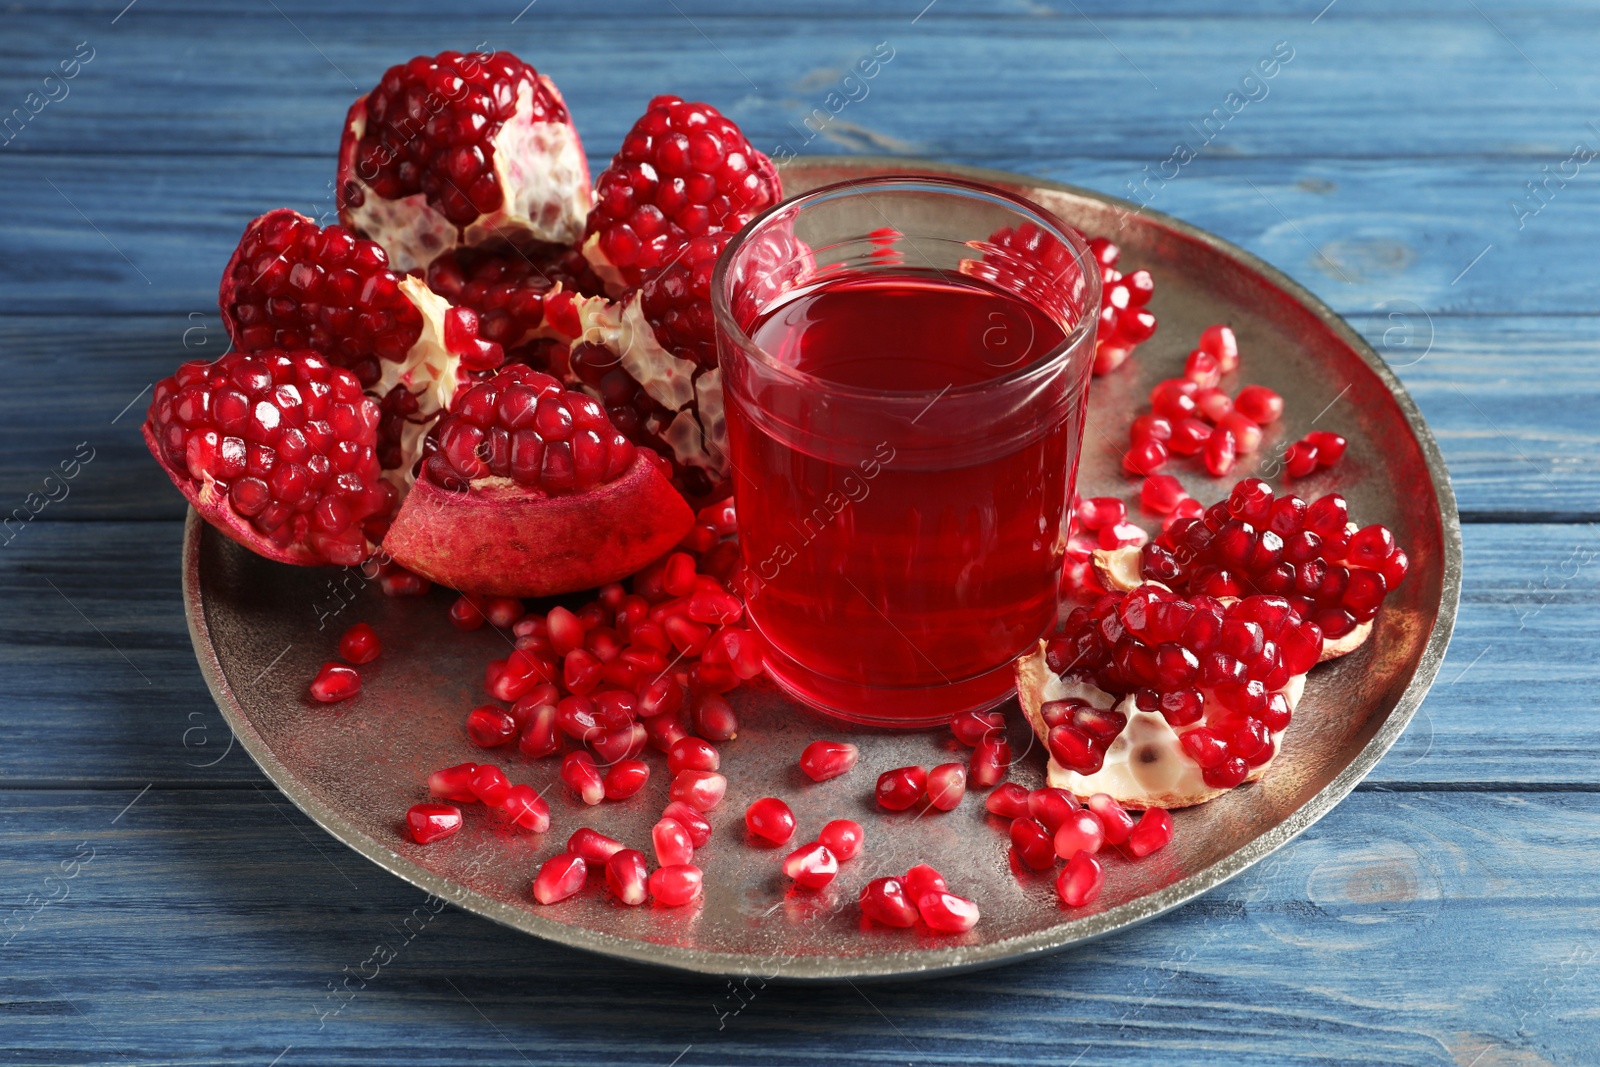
[381,364,694,596]
[582,95,781,294]
[424,243,605,368]
[338,50,591,272]
[143,350,395,567]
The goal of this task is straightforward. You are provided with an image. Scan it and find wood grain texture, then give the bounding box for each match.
[0,520,1592,789]
[3,788,1597,1066]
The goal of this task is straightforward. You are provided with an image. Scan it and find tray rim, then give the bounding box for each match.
[184,156,1463,981]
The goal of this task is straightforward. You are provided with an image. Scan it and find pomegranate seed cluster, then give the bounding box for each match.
[220,209,423,389]
[984,784,1170,908]
[634,230,731,370]
[148,350,394,566]
[1138,477,1408,640]
[425,244,603,354]
[1087,236,1159,375]
[420,365,638,493]
[585,95,781,289]
[345,51,567,227]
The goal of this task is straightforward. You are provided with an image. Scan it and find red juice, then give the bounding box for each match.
[727,269,1085,725]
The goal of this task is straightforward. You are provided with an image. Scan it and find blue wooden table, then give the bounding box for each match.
[4,1,1598,1063]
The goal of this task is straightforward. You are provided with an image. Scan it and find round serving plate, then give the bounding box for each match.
[184,157,1461,980]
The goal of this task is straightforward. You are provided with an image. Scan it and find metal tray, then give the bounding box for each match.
[184,157,1461,980]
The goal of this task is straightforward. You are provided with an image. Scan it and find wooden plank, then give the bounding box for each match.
[1,9,1597,162]
[1,520,1595,788]
[2,787,1597,1064]
[0,153,1581,320]
[3,311,1595,523]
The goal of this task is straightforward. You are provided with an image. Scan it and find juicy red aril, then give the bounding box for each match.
[1057,851,1105,907]
[667,737,720,774]
[783,842,839,889]
[744,797,796,845]
[669,770,727,812]
[1195,387,1234,423]
[1124,438,1168,477]
[903,864,947,901]
[985,783,1031,819]
[586,95,781,289]
[504,785,550,832]
[218,211,422,387]
[859,877,919,927]
[917,891,980,934]
[1048,725,1104,775]
[518,703,561,758]
[1203,756,1249,789]
[1203,427,1237,477]
[1010,817,1057,870]
[406,803,462,844]
[950,710,1004,746]
[1087,794,1135,845]
[1198,324,1239,373]
[1234,385,1284,424]
[466,704,517,748]
[1284,440,1320,478]
[1344,569,1389,620]
[1184,349,1222,388]
[661,800,713,847]
[876,766,928,811]
[310,662,361,703]
[605,849,650,906]
[1140,474,1188,514]
[429,762,480,803]
[1347,524,1398,569]
[339,622,380,664]
[1099,521,1148,550]
[560,752,604,806]
[969,737,1012,788]
[690,693,739,740]
[799,739,859,782]
[426,245,602,352]
[653,817,695,866]
[648,864,703,906]
[531,853,587,904]
[1079,496,1128,529]
[603,759,650,800]
[818,819,865,861]
[1168,417,1213,456]
[645,713,689,753]
[1053,809,1107,859]
[1028,787,1081,833]
[1150,378,1199,421]
[1306,430,1347,466]
[1180,727,1229,769]
[1126,809,1174,857]
[926,763,968,811]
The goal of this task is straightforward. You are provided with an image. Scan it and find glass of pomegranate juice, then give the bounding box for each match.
[712,176,1102,726]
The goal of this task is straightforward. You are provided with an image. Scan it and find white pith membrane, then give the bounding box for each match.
[1090,539,1374,662]
[340,79,592,275]
[371,276,469,490]
[1016,647,1306,809]
[571,293,729,479]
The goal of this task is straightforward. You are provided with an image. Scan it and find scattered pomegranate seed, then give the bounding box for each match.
[917,891,979,933]
[875,766,928,811]
[1098,521,1148,550]
[469,764,512,806]
[669,770,727,812]
[1194,387,1234,423]
[1284,440,1320,478]
[859,877,919,927]
[985,782,1031,819]
[668,737,720,774]
[1198,324,1239,373]
[1306,430,1347,466]
[903,864,947,902]
[560,752,604,806]
[1203,427,1237,477]
[648,863,703,907]
[1183,349,1221,388]
[309,662,361,703]
[1123,438,1168,477]
[603,759,650,800]
[799,740,859,782]
[691,694,739,740]
[1219,411,1263,454]
[1010,817,1056,870]
[449,595,486,631]
[1077,496,1126,530]
[428,762,479,803]
[378,564,429,597]
[782,842,839,889]
[561,827,621,864]
[517,703,561,759]
[744,797,796,845]
[818,819,864,861]
[1053,809,1106,858]
[606,849,650,906]
[465,704,518,748]
[1027,787,1080,833]
[484,597,525,629]
[503,785,550,833]
[652,817,695,866]
[532,853,587,905]
[969,737,1011,789]
[1057,851,1105,907]
[1127,809,1174,857]
[1168,417,1213,456]
[662,801,713,847]
[926,763,968,811]
[1234,385,1284,424]
[405,803,462,844]
[949,709,1004,746]
[338,622,381,664]
[1087,794,1135,845]
[1140,474,1188,515]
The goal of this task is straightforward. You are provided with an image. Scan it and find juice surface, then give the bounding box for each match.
[730,269,1078,723]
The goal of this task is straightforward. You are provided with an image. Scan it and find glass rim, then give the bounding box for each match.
[710,174,1103,403]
